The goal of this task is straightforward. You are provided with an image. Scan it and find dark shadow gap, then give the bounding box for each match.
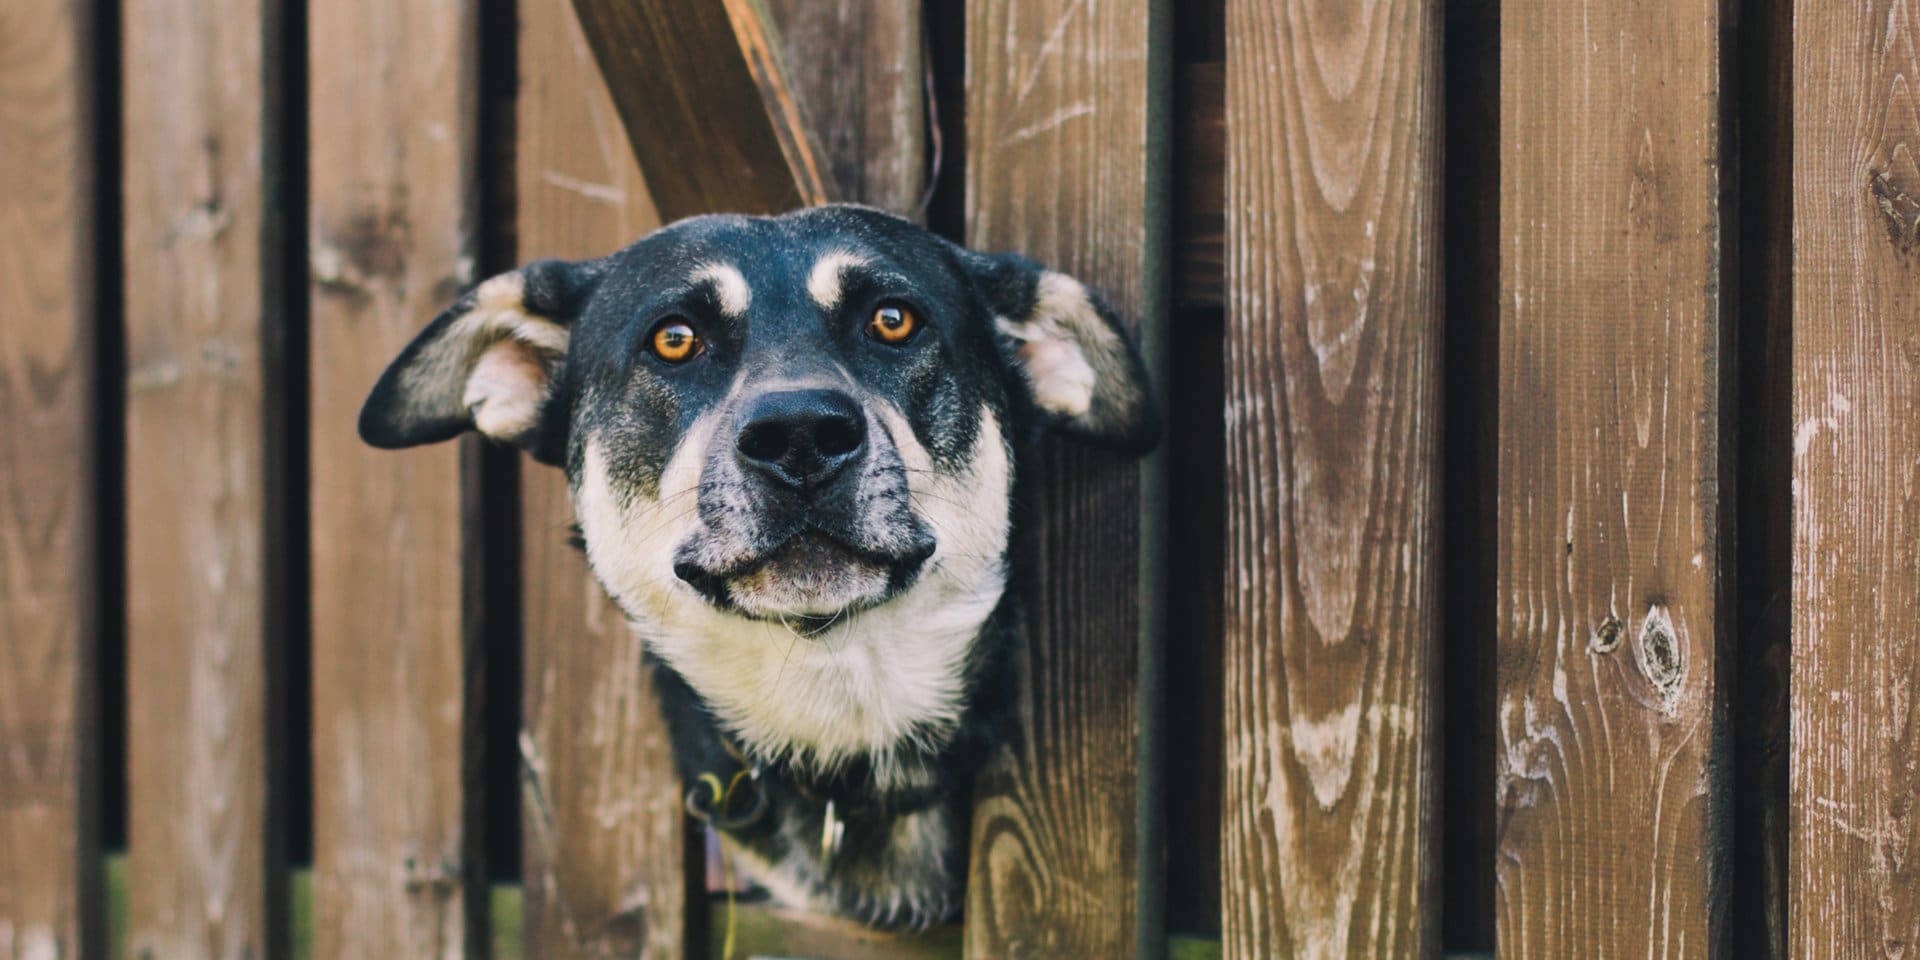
[276,0,315,882]
[1440,0,1499,950]
[469,0,524,940]
[1161,0,1225,941]
[1728,0,1791,953]
[91,0,127,873]
[470,0,522,906]
[262,0,307,953]
[921,0,967,246]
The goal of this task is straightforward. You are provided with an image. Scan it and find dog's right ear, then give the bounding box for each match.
[358,258,599,463]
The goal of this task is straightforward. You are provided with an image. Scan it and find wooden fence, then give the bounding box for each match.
[1,0,1916,956]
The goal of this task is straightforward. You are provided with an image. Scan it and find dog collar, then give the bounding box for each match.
[684,737,768,831]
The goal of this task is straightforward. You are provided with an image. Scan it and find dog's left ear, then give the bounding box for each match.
[359,258,598,463]
[968,252,1159,456]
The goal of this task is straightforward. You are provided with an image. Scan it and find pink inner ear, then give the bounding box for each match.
[464,337,552,440]
[1016,338,1097,418]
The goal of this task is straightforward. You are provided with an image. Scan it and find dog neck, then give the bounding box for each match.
[651,594,1017,813]
[633,560,1013,796]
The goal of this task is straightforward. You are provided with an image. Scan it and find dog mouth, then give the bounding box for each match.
[672,529,936,624]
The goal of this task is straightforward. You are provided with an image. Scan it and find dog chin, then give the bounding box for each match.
[685,532,927,623]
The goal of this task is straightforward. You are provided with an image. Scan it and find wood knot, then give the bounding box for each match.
[1590,615,1626,653]
[1635,605,1686,714]
[1870,168,1920,260]
[402,856,460,898]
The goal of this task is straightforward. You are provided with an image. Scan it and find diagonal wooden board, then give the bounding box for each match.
[567,0,838,218]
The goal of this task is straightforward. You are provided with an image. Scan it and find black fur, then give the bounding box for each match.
[358,204,1156,929]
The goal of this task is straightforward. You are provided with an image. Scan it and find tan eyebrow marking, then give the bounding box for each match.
[806,250,872,311]
[690,261,752,317]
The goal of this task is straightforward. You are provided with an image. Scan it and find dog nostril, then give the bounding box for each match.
[737,421,790,464]
[814,415,864,459]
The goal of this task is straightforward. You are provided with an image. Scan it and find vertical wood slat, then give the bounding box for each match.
[1495,0,1726,956]
[0,0,103,955]
[1790,0,1920,954]
[1221,0,1443,956]
[122,0,282,953]
[961,0,1166,956]
[308,0,482,956]
[514,0,687,956]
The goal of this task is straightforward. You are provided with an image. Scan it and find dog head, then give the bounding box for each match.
[360,205,1156,775]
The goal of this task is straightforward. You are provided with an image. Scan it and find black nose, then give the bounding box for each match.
[734,389,868,489]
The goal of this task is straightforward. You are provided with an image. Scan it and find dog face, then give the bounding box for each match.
[360,205,1156,778]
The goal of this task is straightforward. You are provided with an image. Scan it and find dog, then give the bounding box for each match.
[359,204,1157,930]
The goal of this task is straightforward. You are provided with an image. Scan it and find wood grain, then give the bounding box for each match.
[308,0,482,956]
[1789,0,1920,955]
[761,0,923,217]
[1221,1,1442,956]
[121,0,283,953]
[962,0,1165,955]
[0,0,103,955]
[567,0,834,219]
[1495,0,1727,955]
[513,1,689,956]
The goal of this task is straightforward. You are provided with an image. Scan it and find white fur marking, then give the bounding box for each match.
[692,261,752,317]
[463,339,549,440]
[398,270,570,436]
[806,250,871,311]
[574,406,1013,789]
[997,271,1132,425]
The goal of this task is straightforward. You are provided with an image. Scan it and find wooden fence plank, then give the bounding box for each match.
[962,0,1166,956]
[1221,0,1443,956]
[513,2,688,956]
[566,0,834,218]
[1495,0,1726,955]
[761,0,923,217]
[308,0,482,956]
[122,0,282,953]
[1789,0,1920,954]
[0,0,103,955]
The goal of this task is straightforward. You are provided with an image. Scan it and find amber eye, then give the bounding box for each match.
[866,302,919,345]
[649,319,702,363]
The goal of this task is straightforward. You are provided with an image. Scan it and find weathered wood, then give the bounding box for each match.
[1495,0,1726,956]
[514,2,689,957]
[0,0,103,955]
[567,0,834,219]
[962,0,1166,956]
[1221,0,1442,956]
[122,0,285,954]
[761,0,923,216]
[1789,0,1920,954]
[308,0,482,956]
